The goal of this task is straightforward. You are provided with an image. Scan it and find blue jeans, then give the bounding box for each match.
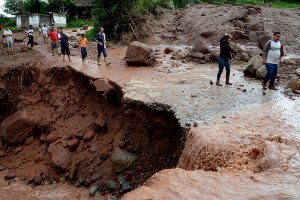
[263,63,278,85]
[217,56,230,81]
[97,45,107,58]
[81,47,87,59]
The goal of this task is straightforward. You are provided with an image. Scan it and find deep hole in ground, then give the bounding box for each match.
[0,65,185,197]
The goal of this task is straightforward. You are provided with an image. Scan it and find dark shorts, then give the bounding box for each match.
[61,44,70,55]
[51,42,59,49]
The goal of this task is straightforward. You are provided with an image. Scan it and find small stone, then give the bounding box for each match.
[89,185,99,197]
[52,181,57,185]
[210,80,213,85]
[222,116,226,119]
[104,180,119,190]
[118,141,126,148]
[193,122,198,127]
[34,175,43,185]
[75,180,81,187]
[20,175,26,181]
[242,89,247,92]
[121,180,132,192]
[0,165,5,171]
[75,132,84,139]
[185,122,191,127]
[14,146,23,154]
[5,172,16,180]
[263,91,266,95]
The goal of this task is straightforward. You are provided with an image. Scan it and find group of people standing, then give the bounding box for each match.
[215,31,283,90]
[1,24,111,66]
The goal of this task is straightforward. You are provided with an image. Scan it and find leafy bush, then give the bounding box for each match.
[66,19,94,28]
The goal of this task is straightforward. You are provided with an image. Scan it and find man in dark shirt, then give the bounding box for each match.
[59,28,71,62]
[95,27,111,65]
[216,34,235,86]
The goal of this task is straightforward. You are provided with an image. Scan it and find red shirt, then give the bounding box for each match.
[49,31,58,42]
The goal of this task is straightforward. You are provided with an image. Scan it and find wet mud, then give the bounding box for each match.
[0,65,184,198]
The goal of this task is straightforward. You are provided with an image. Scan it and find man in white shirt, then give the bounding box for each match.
[3,26,14,54]
[262,32,284,90]
[41,24,49,43]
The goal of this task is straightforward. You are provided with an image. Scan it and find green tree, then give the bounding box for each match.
[24,0,42,13]
[4,0,26,15]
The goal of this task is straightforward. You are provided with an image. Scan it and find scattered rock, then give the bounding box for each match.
[210,80,213,85]
[243,55,263,77]
[72,29,77,32]
[0,165,5,171]
[257,35,272,50]
[48,142,72,170]
[222,116,226,119]
[286,74,300,90]
[66,138,79,150]
[230,30,249,40]
[200,31,214,38]
[104,180,119,190]
[100,150,110,160]
[190,52,204,59]
[242,89,247,92]
[89,185,99,197]
[14,33,25,42]
[295,68,300,76]
[240,52,250,62]
[209,52,218,62]
[0,109,40,144]
[282,59,296,66]
[192,40,210,54]
[164,47,176,54]
[14,146,23,154]
[83,130,95,141]
[125,41,156,66]
[248,23,264,32]
[263,91,266,95]
[4,172,16,180]
[92,79,114,93]
[112,148,138,173]
[93,115,107,133]
[233,20,244,28]
[256,65,267,79]
[121,180,132,192]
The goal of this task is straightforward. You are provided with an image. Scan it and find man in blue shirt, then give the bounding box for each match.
[95,27,111,66]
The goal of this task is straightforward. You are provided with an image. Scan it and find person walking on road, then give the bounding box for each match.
[49,27,59,56]
[262,32,284,90]
[95,27,111,66]
[79,34,88,62]
[216,33,235,86]
[59,28,71,62]
[3,26,14,55]
[26,25,34,49]
[41,24,49,43]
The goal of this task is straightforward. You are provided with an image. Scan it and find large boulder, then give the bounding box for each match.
[48,141,72,170]
[243,55,263,76]
[240,52,250,62]
[245,46,263,57]
[230,30,249,40]
[256,65,267,79]
[0,109,39,144]
[125,41,156,66]
[295,67,300,76]
[112,147,138,173]
[248,23,264,32]
[13,33,25,43]
[192,41,210,54]
[257,35,272,50]
[286,75,300,90]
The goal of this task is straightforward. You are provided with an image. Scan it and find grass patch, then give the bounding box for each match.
[66,19,94,28]
[272,1,300,8]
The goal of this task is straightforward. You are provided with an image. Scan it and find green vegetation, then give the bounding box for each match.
[84,29,96,40]
[4,0,76,16]
[66,19,94,28]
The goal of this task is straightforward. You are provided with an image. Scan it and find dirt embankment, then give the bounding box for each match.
[0,63,185,198]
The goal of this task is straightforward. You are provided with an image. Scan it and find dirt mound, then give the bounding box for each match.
[0,64,185,197]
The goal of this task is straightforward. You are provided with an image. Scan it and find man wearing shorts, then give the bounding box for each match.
[49,27,59,56]
[59,28,71,62]
[3,26,14,55]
